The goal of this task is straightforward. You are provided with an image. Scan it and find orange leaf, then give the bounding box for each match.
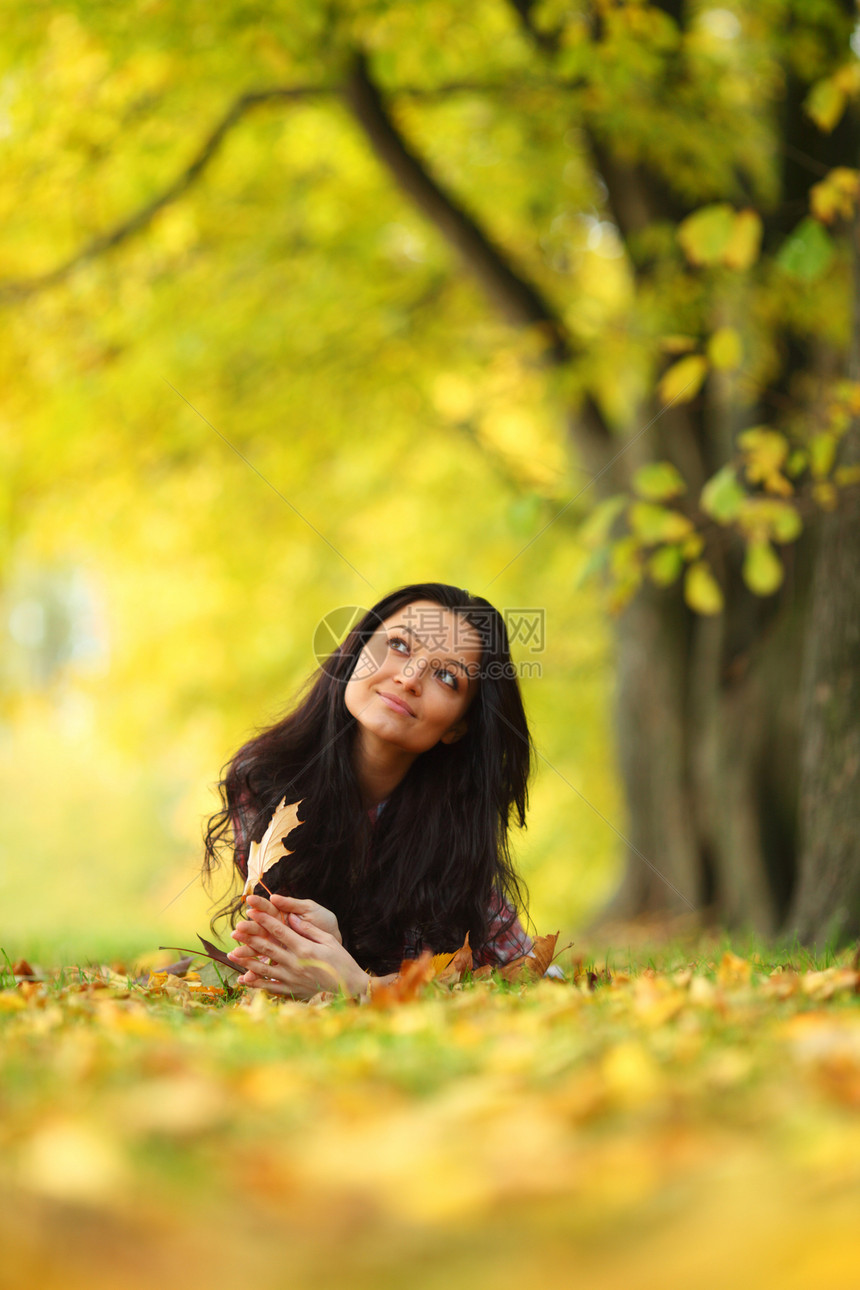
[430,950,457,977]
[530,932,560,975]
[369,952,436,1008]
[498,931,560,982]
[434,933,473,984]
[497,955,531,982]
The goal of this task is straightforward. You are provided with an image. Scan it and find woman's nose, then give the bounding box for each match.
[397,654,428,689]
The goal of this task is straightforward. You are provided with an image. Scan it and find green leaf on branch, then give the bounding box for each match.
[786,450,808,478]
[737,498,802,544]
[658,355,708,406]
[809,433,837,479]
[805,75,847,133]
[743,539,784,595]
[684,561,724,615]
[646,544,684,587]
[678,206,761,270]
[777,218,835,281]
[632,461,687,501]
[700,465,745,523]
[678,204,736,265]
[767,504,802,544]
[629,502,694,544]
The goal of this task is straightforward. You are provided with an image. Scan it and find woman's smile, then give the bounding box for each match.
[377,691,416,717]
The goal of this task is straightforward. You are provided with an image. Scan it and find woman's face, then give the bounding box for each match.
[343,599,483,754]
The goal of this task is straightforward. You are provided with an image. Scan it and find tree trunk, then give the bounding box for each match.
[605,534,810,934]
[343,45,853,940]
[790,178,860,946]
[789,447,860,944]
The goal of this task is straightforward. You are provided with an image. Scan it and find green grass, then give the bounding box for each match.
[2,931,859,1290]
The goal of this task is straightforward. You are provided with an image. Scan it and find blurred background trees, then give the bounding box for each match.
[2,0,858,957]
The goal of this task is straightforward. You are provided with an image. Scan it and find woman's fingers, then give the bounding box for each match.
[226,944,254,962]
[244,909,322,952]
[269,894,314,914]
[245,894,285,921]
[267,894,342,942]
[286,911,326,942]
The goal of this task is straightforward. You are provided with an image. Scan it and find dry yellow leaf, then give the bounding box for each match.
[244,797,302,898]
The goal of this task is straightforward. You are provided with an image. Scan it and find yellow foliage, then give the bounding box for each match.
[684,561,724,615]
[3,946,860,1288]
[722,209,763,270]
[811,167,860,224]
[658,354,708,406]
[706,326,742,371]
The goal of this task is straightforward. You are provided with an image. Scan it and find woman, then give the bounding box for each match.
[203,582,535,999]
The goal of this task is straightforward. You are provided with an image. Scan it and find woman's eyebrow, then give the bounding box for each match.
[389,623,472,673]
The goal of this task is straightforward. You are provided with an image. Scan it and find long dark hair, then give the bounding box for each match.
[202,582,533,974]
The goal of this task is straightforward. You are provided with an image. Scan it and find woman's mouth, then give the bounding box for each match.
[377,692,416,717]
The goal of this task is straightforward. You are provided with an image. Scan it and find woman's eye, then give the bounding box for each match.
[389,636,459,689]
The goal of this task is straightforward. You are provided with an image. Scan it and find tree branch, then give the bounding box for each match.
[0,73,585,306]
[342,50,573,361]
[343,49,616,462]
[0,84,333,302]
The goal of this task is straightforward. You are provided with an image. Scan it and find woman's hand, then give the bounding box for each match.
[263,893,342,943]
[226,898,367,1000]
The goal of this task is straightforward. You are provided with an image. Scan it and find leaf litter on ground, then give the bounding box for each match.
[1,931,860,1290]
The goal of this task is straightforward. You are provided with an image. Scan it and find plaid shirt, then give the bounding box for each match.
[232,795,534,970]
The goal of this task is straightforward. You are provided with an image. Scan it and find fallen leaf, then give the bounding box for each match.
[157,939,238,974]
[431,950,457,978]
[434,934,472,984]
[717,951,752,987]
[529,932,560,976]
[498,932,560,982]
[370,952,436,1008]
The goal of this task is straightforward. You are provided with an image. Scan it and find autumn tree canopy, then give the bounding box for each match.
[2,0,859,944]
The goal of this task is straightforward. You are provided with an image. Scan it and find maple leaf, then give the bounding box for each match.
[243,797,302,899]
[498,932,560,982]
[530,932,560,976]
